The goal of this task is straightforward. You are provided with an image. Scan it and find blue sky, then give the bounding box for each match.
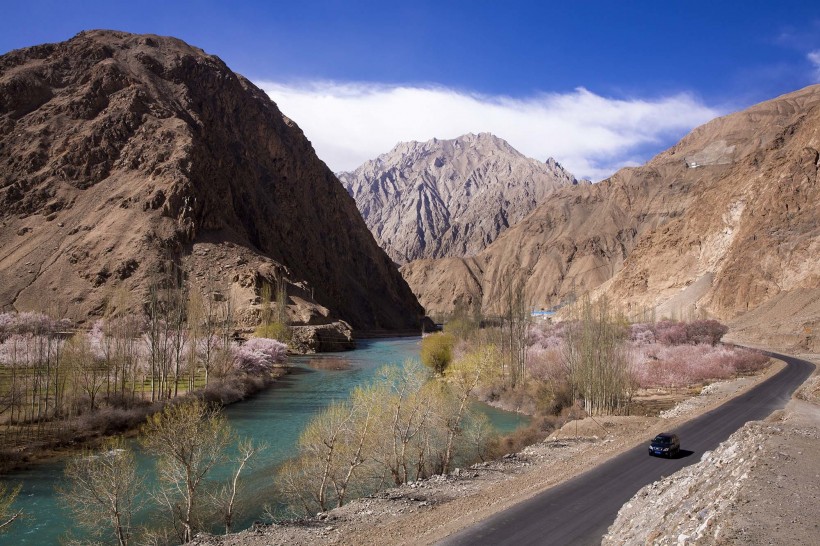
[2,1,820,178]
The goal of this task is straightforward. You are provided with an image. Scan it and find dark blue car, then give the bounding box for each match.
[649,433,680,458]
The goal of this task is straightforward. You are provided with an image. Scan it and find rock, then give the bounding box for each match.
[290,321,355,353]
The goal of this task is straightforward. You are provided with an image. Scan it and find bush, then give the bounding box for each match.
[685,320,729,346]
[654,321,689,345]
[76,404,157,436]
[202,374,272,404]
[628,343,769,388]
[443,317,477,341]
[420,332,455,375]
[233,337,288,375]
[633,319,729,346]
[254,321,291,344]
[489,422,549,458]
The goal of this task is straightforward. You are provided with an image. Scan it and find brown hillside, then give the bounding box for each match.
[0,30,424,331]
[402,85,820,348]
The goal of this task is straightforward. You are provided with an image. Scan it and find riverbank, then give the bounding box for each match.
[0,367,290,475]
[188,359,782,545]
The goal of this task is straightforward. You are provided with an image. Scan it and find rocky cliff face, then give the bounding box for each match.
[0,30,425,331]
[337,133,579,264]
[402,86,820,346]
[605,86,820,326]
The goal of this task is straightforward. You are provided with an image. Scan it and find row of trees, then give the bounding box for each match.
[0,288,286,447]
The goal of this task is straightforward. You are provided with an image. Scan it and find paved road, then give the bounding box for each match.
[439,351,815,546]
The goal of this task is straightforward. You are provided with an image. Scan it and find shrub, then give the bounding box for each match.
[654,320,689,345]
[489,422,549,458]
[629,323,656,345]
[526,345,565,389]
[685,319,729,345]
[76,405,157,436]
[627,343,768,388]
[254,321,291,344]
[420,332,455,375]
[444,317,478,341]
[233,337,287,375]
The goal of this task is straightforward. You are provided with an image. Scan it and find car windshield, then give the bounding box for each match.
[653,436,673,444]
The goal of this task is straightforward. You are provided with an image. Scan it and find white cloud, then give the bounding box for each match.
[808,50,820,82]
[256,80,721,181]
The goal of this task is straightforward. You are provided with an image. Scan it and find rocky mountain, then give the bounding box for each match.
[401,86,820,349]
[0,30,425,332]
[337,133,580,264]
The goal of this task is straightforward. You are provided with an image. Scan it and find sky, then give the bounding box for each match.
[2,1,820,179]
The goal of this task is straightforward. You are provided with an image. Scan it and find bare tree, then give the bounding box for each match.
[255,276,291,344]
[211,438,265,534]
[499,272,531,387]
[441,344,500,473]
[66,334,106,412]
[141,399,233,543]
[278,359,500,517]
[562,296,632,416]
[59,437,142,546]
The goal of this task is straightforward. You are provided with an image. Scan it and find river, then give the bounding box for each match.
[3,338,529,544]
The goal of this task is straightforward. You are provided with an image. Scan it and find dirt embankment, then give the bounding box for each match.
[604,356,819,546]
[189,365,782,546]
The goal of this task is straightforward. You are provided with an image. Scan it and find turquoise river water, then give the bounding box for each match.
[3,337,529,544]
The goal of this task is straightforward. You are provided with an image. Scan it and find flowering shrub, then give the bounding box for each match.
[528,323,565,349]
[628,343,768,388]
[629,320,728,346]
[527,318,765,391]
[629,323,656,345]
[685,320,729,345]
[654,321,689,345]
[233,337,288,375]
[0,311,62,341]
[526,344,564,383]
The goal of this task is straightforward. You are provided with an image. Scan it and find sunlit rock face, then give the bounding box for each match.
[338,132,579,264]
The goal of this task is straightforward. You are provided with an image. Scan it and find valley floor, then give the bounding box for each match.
[189,359,789,546]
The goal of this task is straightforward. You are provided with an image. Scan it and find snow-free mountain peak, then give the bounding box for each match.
[337,133,579,264]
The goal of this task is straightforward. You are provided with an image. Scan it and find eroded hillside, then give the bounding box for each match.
[0,30,424,331]
[401,86,820,348]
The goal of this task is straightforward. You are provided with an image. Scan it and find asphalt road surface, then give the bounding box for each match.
[439,350,815,546]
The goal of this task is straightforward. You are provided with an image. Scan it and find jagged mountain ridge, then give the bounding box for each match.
[0,30,425,331]
[401,85,820,349]
[337,133,580,264]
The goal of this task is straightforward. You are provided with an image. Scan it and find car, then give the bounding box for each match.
[648,433,680,458]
